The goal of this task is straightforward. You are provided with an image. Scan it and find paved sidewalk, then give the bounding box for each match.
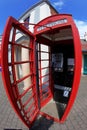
[0,73,87,130]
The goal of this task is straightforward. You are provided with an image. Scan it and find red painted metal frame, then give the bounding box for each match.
[1,14,82,127]
[34,14,82,123]
[1,16,39,128]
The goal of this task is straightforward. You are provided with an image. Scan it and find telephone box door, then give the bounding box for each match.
[1,17,39,128]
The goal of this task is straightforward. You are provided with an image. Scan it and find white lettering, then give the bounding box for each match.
[37,19,67,32]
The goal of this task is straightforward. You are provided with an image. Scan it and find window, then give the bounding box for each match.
[24,16,30,29]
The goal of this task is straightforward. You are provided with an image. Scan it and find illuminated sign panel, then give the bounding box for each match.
[37,19,67,32]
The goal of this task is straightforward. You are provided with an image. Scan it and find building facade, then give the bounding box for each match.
[19,0,58,32]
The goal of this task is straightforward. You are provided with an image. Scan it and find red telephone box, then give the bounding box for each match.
[1,14,82,128]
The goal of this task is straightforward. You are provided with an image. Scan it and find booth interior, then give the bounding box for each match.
[36,25,75,119]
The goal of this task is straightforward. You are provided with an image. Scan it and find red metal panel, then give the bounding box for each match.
[1,16,39,128]
[61,23,82,122]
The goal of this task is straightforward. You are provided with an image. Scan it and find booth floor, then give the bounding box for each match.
[0,73,87,130]
[41,99,66,119]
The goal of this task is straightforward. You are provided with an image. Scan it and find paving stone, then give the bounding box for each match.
[0,74,87,130]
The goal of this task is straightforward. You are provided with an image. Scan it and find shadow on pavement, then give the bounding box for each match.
[30,116,54,130]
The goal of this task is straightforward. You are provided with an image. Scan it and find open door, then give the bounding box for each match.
[1,17,39,128]
[34,14,82,123]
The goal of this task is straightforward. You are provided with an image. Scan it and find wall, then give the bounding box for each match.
[19,2,52,33]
